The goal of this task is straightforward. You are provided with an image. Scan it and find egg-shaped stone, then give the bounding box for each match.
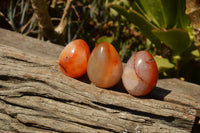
[59,39,90,78]
[122,51,158,96]
[87,42,123,88]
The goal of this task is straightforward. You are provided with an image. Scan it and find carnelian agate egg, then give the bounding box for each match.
[122,51,158,96]
[59,39,90,78]
[87,42,123,88]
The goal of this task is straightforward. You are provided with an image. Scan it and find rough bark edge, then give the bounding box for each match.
[186,0,200,54]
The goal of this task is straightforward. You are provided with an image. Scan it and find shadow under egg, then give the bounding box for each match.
[77,72,171,100]
[146,87,171,100]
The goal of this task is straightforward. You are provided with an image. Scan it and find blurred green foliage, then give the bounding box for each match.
[0,0,199,84]
[107,0,200,84]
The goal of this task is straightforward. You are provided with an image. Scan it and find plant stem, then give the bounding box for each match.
[31,0,74,44]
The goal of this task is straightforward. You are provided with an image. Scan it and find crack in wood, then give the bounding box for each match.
[0,75,26,82]
[0,98,35,113]
[92,101,175,122]
[0,75,48,85]
[16,113,117,133]
[67,120,118,133]
[18,121,64,133]
[0,85,5,89]
[92,101,194,130]
[2,56,55,68]
[2,56,38,64]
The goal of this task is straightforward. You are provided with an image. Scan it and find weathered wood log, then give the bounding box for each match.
[0,28,200,132]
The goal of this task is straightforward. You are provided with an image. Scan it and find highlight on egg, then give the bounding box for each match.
[87,42,123,88]
[59,39,90,78]
[122,51,158,96]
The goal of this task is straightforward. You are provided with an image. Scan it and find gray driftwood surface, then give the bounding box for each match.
[0,28,200,133]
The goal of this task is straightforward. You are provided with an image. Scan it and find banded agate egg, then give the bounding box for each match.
[87,42,123,88]
[122,51,158,96]
[59,39,90,78]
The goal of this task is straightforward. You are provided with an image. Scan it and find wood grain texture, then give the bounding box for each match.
[0,28,199,132]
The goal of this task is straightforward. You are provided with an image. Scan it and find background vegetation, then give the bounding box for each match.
[0,0,199,84]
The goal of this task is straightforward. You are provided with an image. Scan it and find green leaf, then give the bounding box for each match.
[175,0,193,38]
[109,8,119,18]
[175,0,191,29]
[152,28,191,53]
[154,56,175,72]
[161,0,178,28]
[134,0,177,28]
[95,36,114,45]
[184,49,200,61]
[191,49,200,57]
[108,5,161,45]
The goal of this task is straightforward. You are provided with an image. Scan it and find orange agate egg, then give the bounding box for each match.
[122,51,158,96]
[59,39,90,78]
[87,42,123,88]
